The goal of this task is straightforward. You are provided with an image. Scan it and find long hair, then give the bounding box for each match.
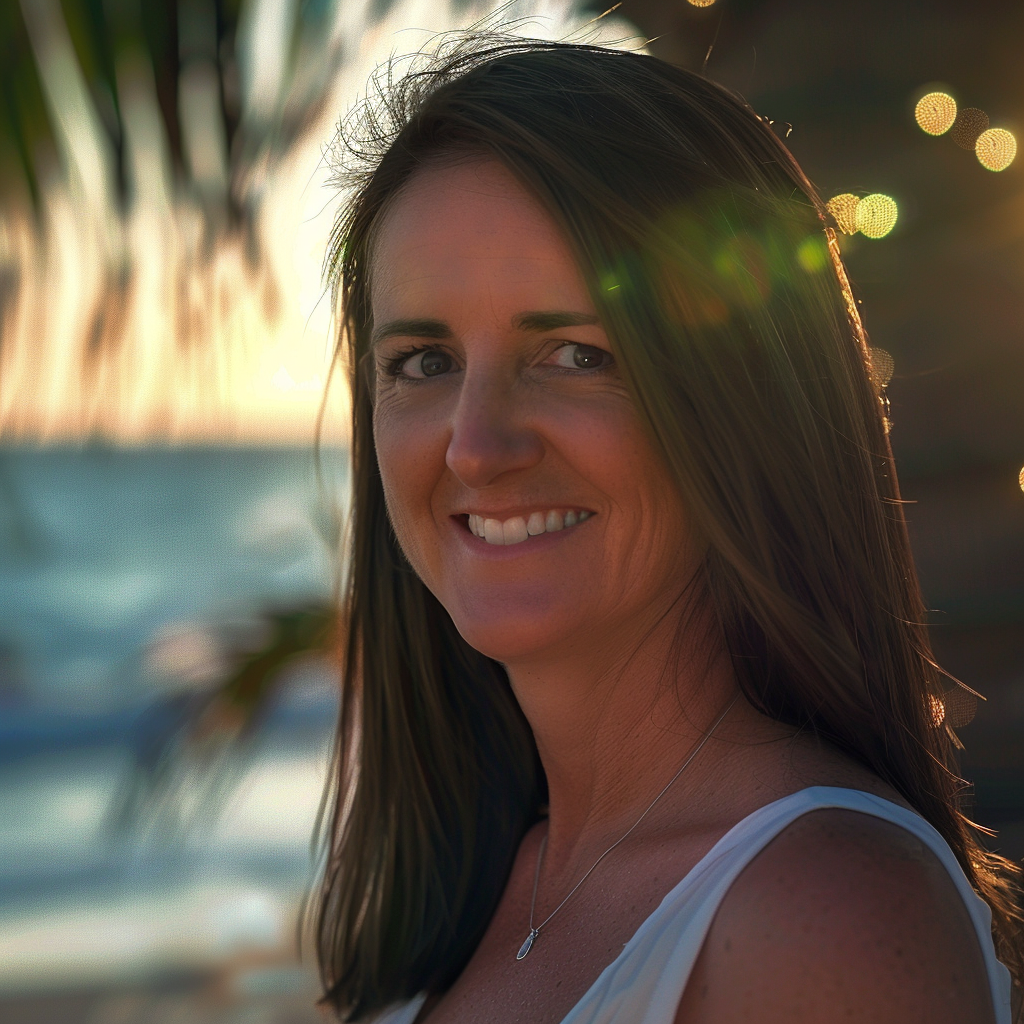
[313,38,1023,1020]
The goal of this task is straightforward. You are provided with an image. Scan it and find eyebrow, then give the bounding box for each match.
[370,310,600,348]
[512,310,601,332]
[370,318,452,348]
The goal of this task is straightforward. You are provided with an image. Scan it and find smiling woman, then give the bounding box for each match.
[368,157,694,666]
[312,37,1022,1024]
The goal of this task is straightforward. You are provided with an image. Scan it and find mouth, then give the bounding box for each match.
[457,509,594,547]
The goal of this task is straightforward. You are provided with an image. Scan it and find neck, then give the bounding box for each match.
[504,603,741,878]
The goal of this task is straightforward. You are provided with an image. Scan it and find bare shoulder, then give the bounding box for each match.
[675,807,997,1024]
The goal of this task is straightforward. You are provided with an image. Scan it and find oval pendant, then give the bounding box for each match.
[516,929,538,960]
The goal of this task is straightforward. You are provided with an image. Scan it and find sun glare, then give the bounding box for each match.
[1,0,643,443]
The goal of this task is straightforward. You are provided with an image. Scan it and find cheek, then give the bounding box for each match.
[373,402,443,570]
[600,428,694,563]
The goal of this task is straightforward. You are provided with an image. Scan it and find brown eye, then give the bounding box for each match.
[549,343,614,370]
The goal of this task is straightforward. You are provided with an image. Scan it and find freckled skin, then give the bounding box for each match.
[674,810,997,1024]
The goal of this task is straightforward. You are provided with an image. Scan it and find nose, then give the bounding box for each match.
[445,368,544,489]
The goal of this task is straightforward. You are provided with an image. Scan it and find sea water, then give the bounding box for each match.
[0,444,347,995]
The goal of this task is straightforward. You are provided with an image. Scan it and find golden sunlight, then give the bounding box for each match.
[1,1,641,445]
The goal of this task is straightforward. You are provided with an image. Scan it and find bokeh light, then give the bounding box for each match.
[915,91,957,135]
[926,693,946,728]
[1018,464,1024,493]
[975,127,1017,171]
[826,193,860,234]
[951,106,990,150]
[868,347,895,388]
[796,234,828,273]
[944,684,979,728]
[686,0,717,6]
[855,194,899,239]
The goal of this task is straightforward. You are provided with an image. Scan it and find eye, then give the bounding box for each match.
[548,343,615,370]
[388,347,455,379]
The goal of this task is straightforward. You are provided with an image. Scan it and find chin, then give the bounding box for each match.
[446,606,572,664]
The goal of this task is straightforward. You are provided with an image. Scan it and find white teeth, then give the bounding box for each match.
[502,516,529,545]
[466,509,591,545]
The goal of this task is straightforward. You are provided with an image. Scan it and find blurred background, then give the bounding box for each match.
[0,0,1022,1021]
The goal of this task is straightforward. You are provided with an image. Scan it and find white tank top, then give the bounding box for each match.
[372,787,1013,1024]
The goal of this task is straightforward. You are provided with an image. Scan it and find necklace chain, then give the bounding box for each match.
[516,694,739,961]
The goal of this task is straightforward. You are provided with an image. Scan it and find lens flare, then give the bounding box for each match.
[951,107,989,150]
[826,194,860,235]
[975,128,1016,171]
[796,234,828,273]
[915,92,957,136]
[868,347,894,388]
[855,194,898,239]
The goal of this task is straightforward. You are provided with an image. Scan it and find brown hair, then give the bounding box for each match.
[313,36,1023,1020]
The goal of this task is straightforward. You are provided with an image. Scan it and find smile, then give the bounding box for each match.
[465,509,593,546]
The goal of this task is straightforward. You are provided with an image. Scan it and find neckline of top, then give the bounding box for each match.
[404,787,931,1024]
[554,786,934,1020]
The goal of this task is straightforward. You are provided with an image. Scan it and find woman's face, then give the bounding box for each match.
[370,156,697,665]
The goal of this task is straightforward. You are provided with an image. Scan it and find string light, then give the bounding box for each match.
[926,694,946,728]
[975,128,1016,171]
[855,194,898,239]
[915,92,957,136]
[943,685,979,728]
[868,348,894,388]
[826,194,860,235]
[951,107,990,150]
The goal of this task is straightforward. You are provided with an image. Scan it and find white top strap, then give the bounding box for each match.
[370,787,1013,1024]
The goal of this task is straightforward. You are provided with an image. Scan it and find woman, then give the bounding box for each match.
[312,38,1022,1023]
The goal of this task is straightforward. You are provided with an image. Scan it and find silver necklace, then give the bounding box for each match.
[516,694,739,961]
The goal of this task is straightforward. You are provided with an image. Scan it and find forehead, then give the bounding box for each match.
[369,156,594,321]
